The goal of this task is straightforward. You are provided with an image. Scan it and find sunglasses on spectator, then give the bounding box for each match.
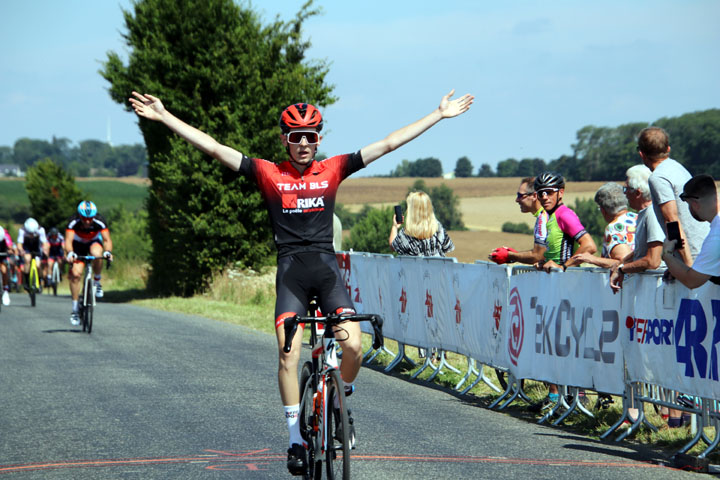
[622,186,637,194]
[537,188,559,198]
[679,192,698,202]
[516,192,532,199]
[286,131,319,144]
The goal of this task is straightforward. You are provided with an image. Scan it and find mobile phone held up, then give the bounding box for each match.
[666,221,683,249]
[394,205,403,224]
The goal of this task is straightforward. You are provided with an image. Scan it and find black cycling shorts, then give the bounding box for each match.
[72,239,102,257]
[274,251,354,328]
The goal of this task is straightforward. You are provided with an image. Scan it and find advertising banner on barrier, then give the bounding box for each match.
[624,274,720,399]
[507,268,625,394]
[449,262,510,367]
[336,252,372,335]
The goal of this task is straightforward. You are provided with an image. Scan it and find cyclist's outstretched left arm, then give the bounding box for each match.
[129,92,245,171]
[360,89,473,166]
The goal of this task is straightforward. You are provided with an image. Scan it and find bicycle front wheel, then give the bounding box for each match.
[299,362,321,480]
[325,369,350,480]
[85,304,93,334]
[28,263,38,307]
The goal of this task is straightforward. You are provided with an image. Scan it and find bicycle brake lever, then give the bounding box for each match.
[371,315,384,350]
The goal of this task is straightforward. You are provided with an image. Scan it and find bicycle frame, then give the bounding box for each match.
[27,255,42,307]
[284,308,383,479]
[75,255,103,334]
[79,257,96,312]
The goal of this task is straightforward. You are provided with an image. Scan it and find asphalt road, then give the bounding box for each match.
[0,291,709,479]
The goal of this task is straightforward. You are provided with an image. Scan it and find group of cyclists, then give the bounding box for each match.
[0,200,113,324]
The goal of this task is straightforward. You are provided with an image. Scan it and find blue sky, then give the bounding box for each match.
[1,0,718,177]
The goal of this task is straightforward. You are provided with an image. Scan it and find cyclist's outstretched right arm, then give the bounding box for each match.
[129,92,245,171]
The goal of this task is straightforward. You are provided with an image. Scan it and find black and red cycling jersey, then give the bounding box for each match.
[235,152,365,257]
[66,213,109,244]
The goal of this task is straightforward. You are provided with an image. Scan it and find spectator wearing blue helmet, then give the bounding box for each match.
[65,201,113,326]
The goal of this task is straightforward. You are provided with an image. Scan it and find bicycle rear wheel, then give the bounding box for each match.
[325,369,350,480]
[299,362,321,480]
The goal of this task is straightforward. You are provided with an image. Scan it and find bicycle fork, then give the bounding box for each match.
[313,335,341,455]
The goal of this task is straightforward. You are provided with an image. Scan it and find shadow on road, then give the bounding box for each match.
[102,288,157,303]
[42,328,86,334]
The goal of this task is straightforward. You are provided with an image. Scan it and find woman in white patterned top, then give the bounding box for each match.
[389,191,454,257]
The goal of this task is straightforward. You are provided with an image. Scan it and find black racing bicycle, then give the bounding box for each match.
[75,255,111,334]
[284,303,384,480]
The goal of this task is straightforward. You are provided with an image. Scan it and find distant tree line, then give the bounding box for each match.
[385,109,720,180]
[0,137,147,177]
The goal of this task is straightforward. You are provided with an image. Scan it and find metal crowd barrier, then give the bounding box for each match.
[354,256,719,461]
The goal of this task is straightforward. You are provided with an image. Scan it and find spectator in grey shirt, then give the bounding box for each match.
[638,127,710,265]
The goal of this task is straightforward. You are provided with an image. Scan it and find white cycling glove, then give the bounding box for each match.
[103,250,113,260]
[67,251,78,262]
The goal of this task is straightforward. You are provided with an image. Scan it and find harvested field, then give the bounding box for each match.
[338,177,606,232]
[337,177,611,264]
[337,177,605,205]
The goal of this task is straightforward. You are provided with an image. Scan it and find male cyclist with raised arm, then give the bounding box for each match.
[65,201,113,325]
[130,89,473,475]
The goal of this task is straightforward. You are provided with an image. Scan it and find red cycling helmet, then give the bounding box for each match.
[279,103,323,133]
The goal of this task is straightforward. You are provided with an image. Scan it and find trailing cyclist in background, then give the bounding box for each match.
[46,227,65,292]
[65,201,113,326]
[17,218,50,295]
[0,225,16,306]
[130,87,473,476]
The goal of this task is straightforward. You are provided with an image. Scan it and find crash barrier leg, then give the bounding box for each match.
[459,362,501,395]
[497,375,532,410]
[628,383,712,455]
[454,357,479,391]
[699,399,720,459]
[365,340,396,365]
[410,355,437,379]
[675,394,707,456]
[538,385,569,425]
[601,384,633,440]
[384,342,416,373]
[426,350,461,382]
[606,383,657,441]
[552,386,594,426]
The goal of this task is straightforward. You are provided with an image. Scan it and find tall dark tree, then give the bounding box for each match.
[657,109,720,177]
[477,163,494,177]
[344,206,393,254]
[516,158,547,177]
[102,0,335,295]
[407,179,465,230]
[409,157,443,177]
[454,156,473,177]
[495,158,519,177]
[25,159,84,230]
